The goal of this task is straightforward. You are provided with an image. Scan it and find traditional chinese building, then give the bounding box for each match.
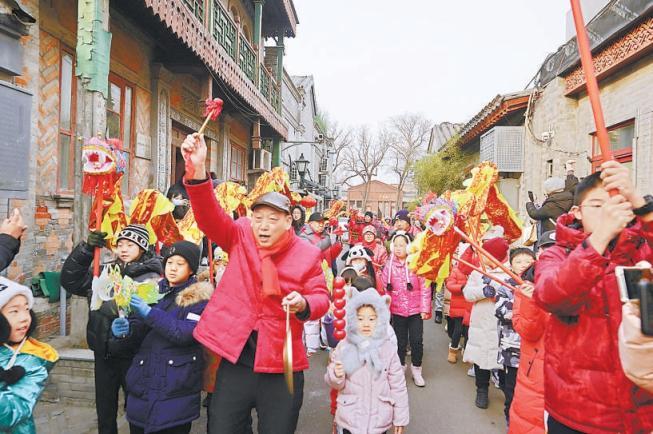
[0,0,298,340]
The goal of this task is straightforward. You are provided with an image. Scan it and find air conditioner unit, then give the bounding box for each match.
[480,126,525,172]
[251,148,272,171]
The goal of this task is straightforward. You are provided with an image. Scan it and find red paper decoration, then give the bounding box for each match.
[300,196,317,208]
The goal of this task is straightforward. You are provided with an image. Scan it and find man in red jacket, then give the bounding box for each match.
[535,161,653,434]
[181,133,330,434]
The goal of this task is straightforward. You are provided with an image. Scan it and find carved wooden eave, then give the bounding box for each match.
[459,93,530,147]
[564,16,653,96]
[142,0,288,139]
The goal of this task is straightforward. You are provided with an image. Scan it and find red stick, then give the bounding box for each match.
[453,255,520,293]
[92,177,104,278]
[453,226,524,284]
[569,0,613,162]
[207,239,215,286]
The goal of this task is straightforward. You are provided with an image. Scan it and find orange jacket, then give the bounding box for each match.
[509,290,547,434]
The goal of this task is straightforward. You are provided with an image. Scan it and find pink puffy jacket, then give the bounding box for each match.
[325,338,409,433]
[380,257,429,317]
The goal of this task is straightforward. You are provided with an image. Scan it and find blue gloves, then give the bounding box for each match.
[111,318,130,338]
[130,295,152,318]
[482,285,496,299]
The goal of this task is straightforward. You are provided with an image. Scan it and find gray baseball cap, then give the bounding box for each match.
[251,192,291,214]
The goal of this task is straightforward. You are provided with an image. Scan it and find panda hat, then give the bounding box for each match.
[341,244,373,265]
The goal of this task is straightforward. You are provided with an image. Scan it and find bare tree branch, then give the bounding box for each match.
[386,113,432,208]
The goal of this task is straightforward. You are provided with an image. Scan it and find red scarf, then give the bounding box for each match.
[256,228,295,297]
[362,239,377,251]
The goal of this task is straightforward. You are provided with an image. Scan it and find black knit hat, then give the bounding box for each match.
[163,241,201,274]
[116,224,150,251]
[308,212,325,223]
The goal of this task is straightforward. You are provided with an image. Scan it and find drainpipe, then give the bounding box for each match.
[253,0,264,86]
[253,0,264,49]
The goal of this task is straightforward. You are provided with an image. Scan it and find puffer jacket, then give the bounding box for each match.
[118,279,213,433]
[61,242,162,358]
[445,245,474,320]
[534,213,653,433]
[463,268,508,371]
[0,339,58,434]
[380,257,429,317]
[300,225,343,267]
[0,233,20,273]
[362,240,388,272]
[619,302,653,394]
[525,190,573,234]
[325,339,409,434]
[186,178,330,373]
[509,290,547,434]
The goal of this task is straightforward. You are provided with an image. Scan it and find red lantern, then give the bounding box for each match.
[334,308,346,320]
[300,196,317,208]
[333,298,346,310]
[333,277,345,289]
[333,287,346,300]
[334,330,346,340]
[334,319,346,330]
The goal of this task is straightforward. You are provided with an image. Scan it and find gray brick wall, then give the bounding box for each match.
[520,55,653,221]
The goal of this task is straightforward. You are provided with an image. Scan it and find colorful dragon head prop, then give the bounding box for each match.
[408,198,461,281]
[82,137,127,193]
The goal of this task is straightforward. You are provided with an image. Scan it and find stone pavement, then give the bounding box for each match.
[34,320,506,433]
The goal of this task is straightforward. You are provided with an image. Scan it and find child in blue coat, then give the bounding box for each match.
[0,277,59,434]
[111,241,213,434]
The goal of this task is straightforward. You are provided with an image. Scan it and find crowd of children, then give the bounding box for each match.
[5,157,653,434]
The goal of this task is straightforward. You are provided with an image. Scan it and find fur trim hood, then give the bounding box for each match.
[175,281,214,307]
[341,288,392,376]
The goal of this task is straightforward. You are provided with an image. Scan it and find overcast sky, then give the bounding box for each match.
[283,0,572,128]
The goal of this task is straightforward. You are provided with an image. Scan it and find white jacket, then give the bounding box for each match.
[462,268,509,370]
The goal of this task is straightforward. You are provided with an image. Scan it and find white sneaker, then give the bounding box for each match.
[411,365,426,387]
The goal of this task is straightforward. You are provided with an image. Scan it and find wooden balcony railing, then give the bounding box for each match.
[205,0,280,111]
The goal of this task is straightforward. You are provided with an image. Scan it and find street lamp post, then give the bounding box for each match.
[295,153,309,189]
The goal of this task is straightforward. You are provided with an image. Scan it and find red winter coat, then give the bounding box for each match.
[446,246,475,324]
[534,214,653,433]
[509,290,547,434]
[186,179,330,373]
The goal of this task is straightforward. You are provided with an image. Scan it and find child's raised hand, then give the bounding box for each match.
[334,361,345,379]
[519,283,535,299]
[600,160,642,207]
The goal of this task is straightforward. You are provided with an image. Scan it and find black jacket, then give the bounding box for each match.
[0,233,20,272]
[526,174,578,233]
[61,242,163,359]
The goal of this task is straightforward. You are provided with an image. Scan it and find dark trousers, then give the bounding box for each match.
[503,366,518,422]
[547,415,585,433]
[94,354,131,434]
[208,359,304,434]
[392,314,424,367]
[129,423,192,434]
[474,364,490,390]
[446,316,468,349]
